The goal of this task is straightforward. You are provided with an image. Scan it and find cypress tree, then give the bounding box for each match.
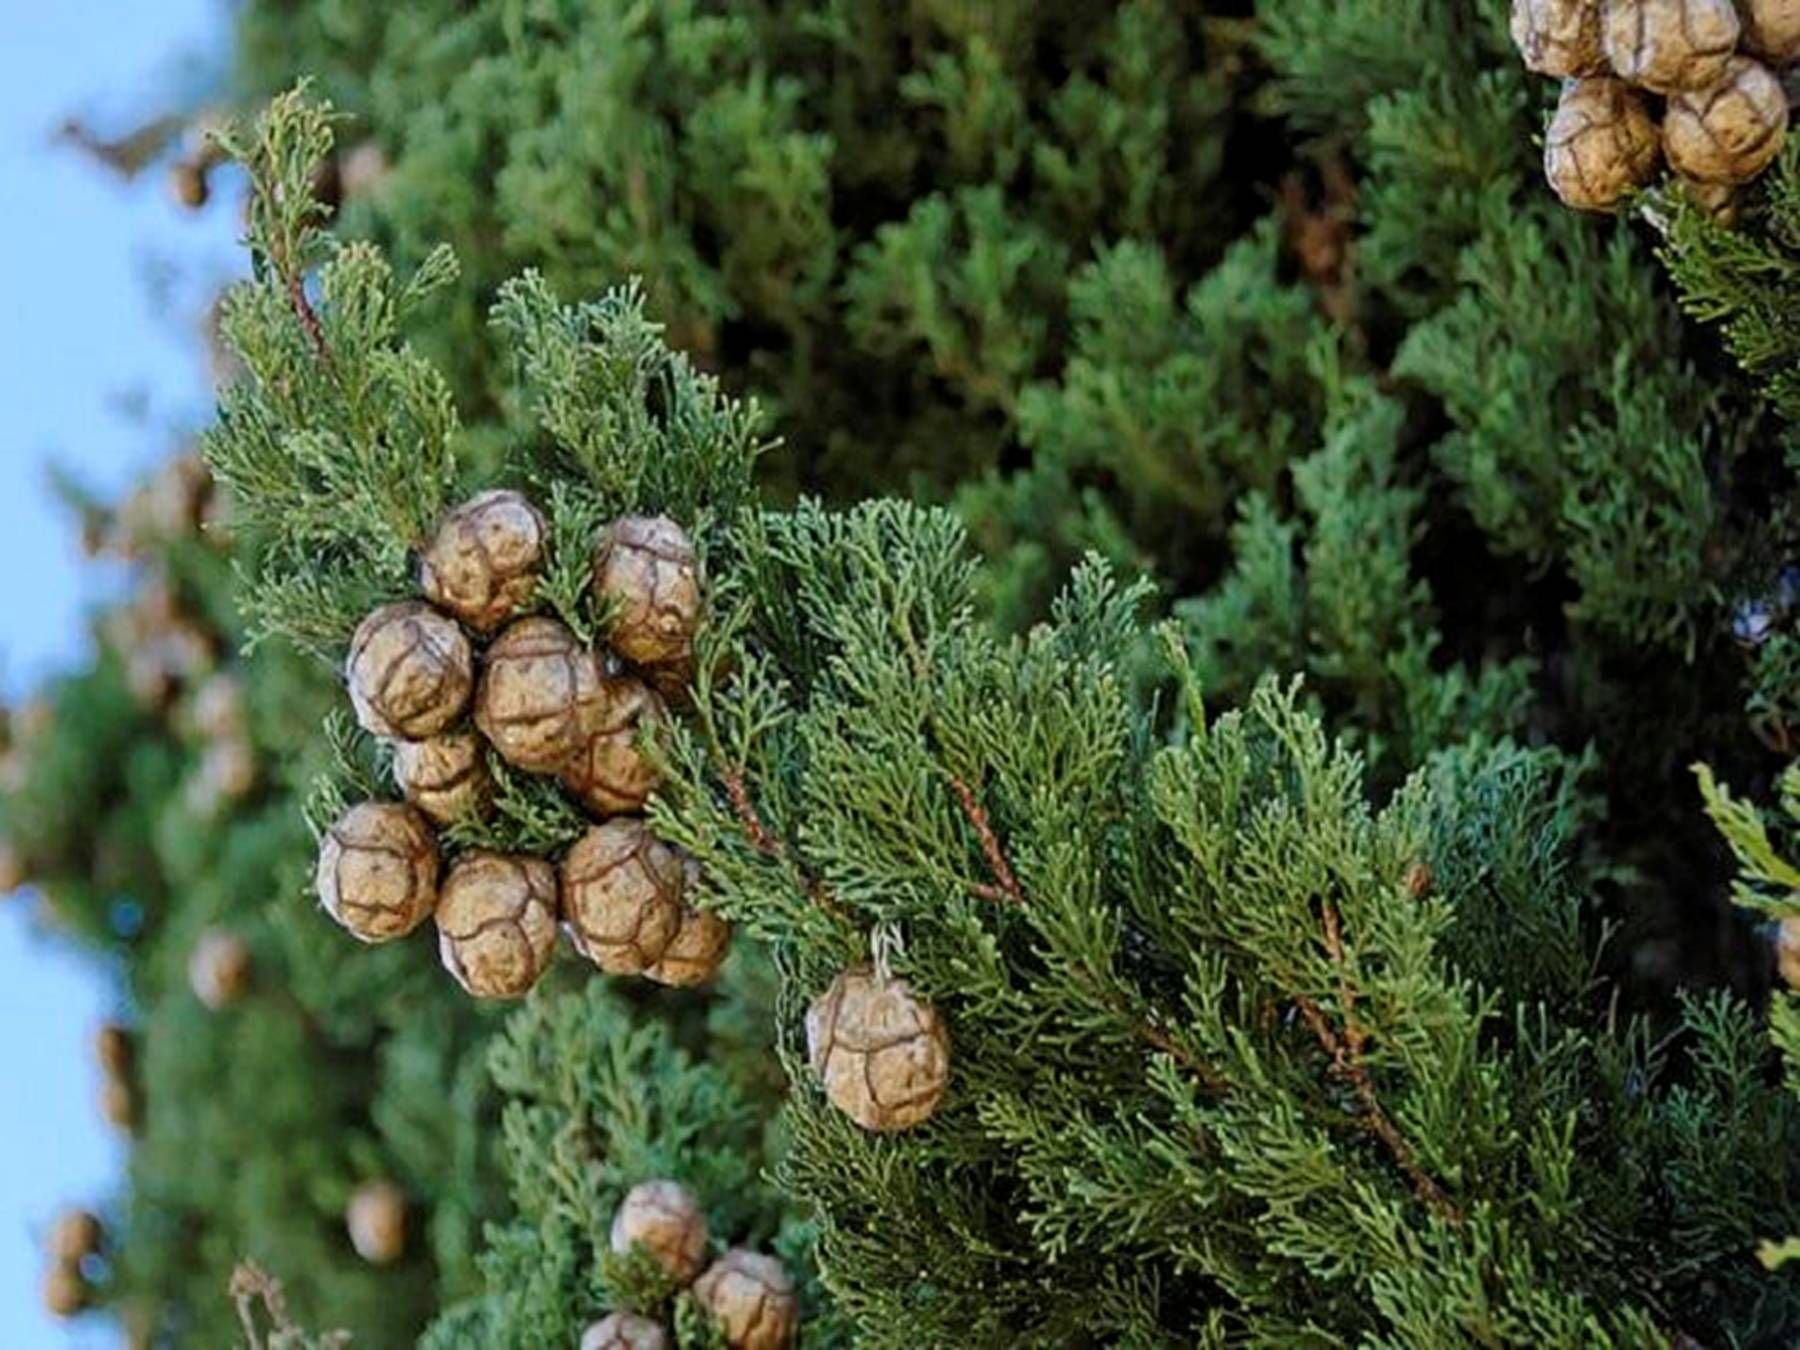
[10,0,1800,1339]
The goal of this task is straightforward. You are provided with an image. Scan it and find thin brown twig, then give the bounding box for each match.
[948,773,1024,904]
[722,766,844,919]
[1298,901,1463,1226]
[1137,1007,1231,1095]
[943,774,1228,1091]
[723,769,780,857]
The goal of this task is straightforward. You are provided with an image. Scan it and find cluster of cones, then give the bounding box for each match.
[1514,0,1797,215]
[0,452,255,897]
[89,453,256,816]
[316,490,727,999]
[583,1180,797,1350]
[40,1207,104,1321]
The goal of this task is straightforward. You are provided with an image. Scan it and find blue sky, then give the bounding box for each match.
[0,3,240,1344]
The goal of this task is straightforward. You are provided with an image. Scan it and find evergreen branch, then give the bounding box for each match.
[1135,1005,1230,1097]
[1296,900,1462,1227]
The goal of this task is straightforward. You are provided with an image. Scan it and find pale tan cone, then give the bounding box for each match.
[346,601,474,740]
[474,616,608,773]
[346,1180,407,1265]
[581,1313,671,1350]
[1512,0,1608,75]
[47,1210,102,1264]
[43,1263,86,1319]
[1544,76,1661,210]
[561,819,687,975]
[434,852,559,998]
[594,516,701,668]
[609,1180,709,1284]
[316,801,441,943]
[1664,55,1791,183]
[561,676,665,818]
[1737,0,1800,63]
[646,902,731,988]
[1778,913,1800,988]
[188,929,252,1010]
[805,965,951,1132]
[1602,0,1740,92]
[693,1249,798,1350]
[418,489,548,633]
[394,731,491,825]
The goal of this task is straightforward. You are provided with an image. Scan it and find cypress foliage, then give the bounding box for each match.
[214,0,1792,993]
[181,91,1800,1344]
[17,0,1800,1337]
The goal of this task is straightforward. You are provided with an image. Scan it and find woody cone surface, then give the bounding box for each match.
[806,965,950,1132]
[316,801,440,942]
[561,820,686,975]
[560,676,665,818]
[693,1249,798,1350]
[594,516,700,668]
[609,1179,709,1284]
[474,616,607,773]
[581,1313,670,1350]
[346,602,473,740]
[434,851,559,998]
[419,489,547,633]
[394,732,490,825]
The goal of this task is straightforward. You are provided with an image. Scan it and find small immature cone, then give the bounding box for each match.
[190,671,246,740]
[1778,914,1800,989]
[168,158,209,210]
[434,852,559,998]
[99,1079,136,1132]
[316,802,441,943]
[188,929,252,1010]
[1737,0,1800,63]
[594,516,701,668]
[609,1180,709,1285]
[340,140,392,199]
[646,904,731,988]
[561,820,686,975]
[125,646,178,712]
[48,1209,103,1264]
[43,1263,87,1319]
[693,1249,798,1350]
[346,1180,407,1265]
[581,1312,671,1350]
[806,965,950,1133]
[560,677,665,818]
[474,617,607,773]
[1665,56,1790,183]
[186,737,257,815]
[1601,0,1740,92]
[1511,0,1607,75]
[346,602,474,741]
[94,1022,133,1078]
[418,489,548,633]
[394,732,491,825]
[148,453,212,537]
[1544,77,1661,210]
